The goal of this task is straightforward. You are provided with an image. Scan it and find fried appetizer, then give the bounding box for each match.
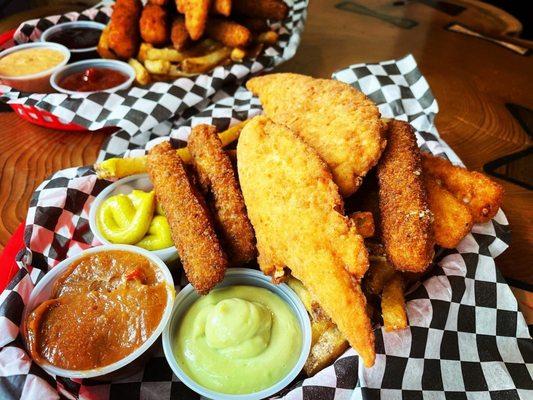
[422,153,503,223]
[140,3,169,46]
[237,116,375,367]
[377,120,434,273]
[206,19,252,48]
[381,273,408,332]
[425,175,473,248]
[149,0,167,5]
[147,141,228,294]
[364,252,396,295]
[176,0,186,13]
[108,0,142,59]
[184,0,211,40]
[247,74,385,197]
[233,0,289,20]
[188,124,256,266]
[171,16,190,50]
[305,326,349,376]
[349,211,375,238]
[213,0,231,16]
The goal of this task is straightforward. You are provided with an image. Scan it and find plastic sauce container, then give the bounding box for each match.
[41,21,105,61]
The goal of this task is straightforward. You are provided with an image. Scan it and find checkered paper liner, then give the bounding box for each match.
[1,55,532,400]
[0,0,307,135]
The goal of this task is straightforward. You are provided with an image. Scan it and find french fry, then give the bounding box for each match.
[425,175,473,248]
[128,58,151,85]
[97,26,117,60]
[144,59,171,75]
[381,273,408,332]
[206,20,251,48]
[364,255,396,295]
[256,30,278,45]
[146,47,187,62]
[231,47,246,62]
[137,42,153,62]
[349,211,375,238]
[168,64,198,78]
[213,0,231,16]
[422,153,503,223]
[94,120,250,179]
[304,327,349,376]
[181,46,232,73]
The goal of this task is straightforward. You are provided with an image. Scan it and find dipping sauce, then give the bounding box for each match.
[174,285,302,394]
[97,190,173,251]
[58,67,128,92]
[0,48,64,77]
[47,27,101,49]
[25,250,168,370]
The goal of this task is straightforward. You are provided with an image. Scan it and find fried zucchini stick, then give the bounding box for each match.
[108,0,142,59]
[425,175,473,248]
[188,125,256,266]
[377,120,435,273]
[147,142,228,294]
[233,0,289,20]
[140,3,169,46]
[422,153,503,223]
[381,273,408,332]
[206,19,252,48]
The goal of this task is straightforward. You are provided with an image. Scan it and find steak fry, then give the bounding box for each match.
[188,124,256,266]
[377,120,435,273]
[147,141,228,294]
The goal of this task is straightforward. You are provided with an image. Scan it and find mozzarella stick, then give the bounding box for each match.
[147,142,228,294]
[377,120,435,273]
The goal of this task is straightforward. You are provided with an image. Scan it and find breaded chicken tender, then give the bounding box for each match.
[233,0,289,20]
[425,175,473,248]
[213,0,231,16]
[171,16,189,50]
[237,116,375,367]
[183,0,211,40]
[188,124,256,266]
[206,19,251,48]
[422,153,503,223]
[377,120,435,273]
[140,4,169,46]
[147,142,228,294]
[247,73,386,197]
[108,0,142,59]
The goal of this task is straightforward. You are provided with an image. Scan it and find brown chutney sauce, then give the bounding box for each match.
[24,250,168,370]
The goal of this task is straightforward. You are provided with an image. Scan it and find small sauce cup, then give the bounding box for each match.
[89,174,179,263]
[0,42,70,93]
[41,21,105,61]
[50,59,135,95]
[162,268,312,400]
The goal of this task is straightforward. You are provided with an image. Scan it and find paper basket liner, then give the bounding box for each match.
[0,55,531,400]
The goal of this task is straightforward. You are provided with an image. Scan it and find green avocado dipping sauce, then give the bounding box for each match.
[174,285,302,395]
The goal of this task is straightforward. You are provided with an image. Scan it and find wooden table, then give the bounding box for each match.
[0,1,531,315]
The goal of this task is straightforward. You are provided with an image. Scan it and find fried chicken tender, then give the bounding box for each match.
[425,175,473,248]
[377,120,435,273]
[140,4,169,46]
[183,0,211,40]
[206,19,251,48]
[188,124,256,266]
[237,116,375,367]
[171,16,190,50]
[213,0,231,16]
[422,153,503,223]
[247,73,386,197]
[233,0,289,20]
[147,141,228,294]
[108,0,142,59]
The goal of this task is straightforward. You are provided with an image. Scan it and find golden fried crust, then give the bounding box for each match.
[377,120,435,273]
[206,19,251,48]
[233,0,289,20]
[108,0,142,59]
[213,0,231,16]
[237,116,374,367]
[422,153,503,223]
[184,0,211,40]
[140,4,169,46]
[147,141,228,294]
[170,17,189,50]
[381,273,408,332]
[425,175,473,248]
[188,124,256,266]
[246,73,386,197]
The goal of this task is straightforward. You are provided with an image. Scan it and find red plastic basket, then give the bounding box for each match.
[0,28,114,132]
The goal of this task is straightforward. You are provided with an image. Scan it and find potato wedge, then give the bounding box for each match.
[382,273,408,332]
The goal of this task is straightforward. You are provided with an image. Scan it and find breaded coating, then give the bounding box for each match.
[247,73,386,197]
[183,0,211,40]
[425,175,473,248]
[206,19,251,48]
[237,116,375,367]
[147,141,228,294]
[381,273,408,332]
[377,120,435,273]
[213,0,231,16]
[349,211,375,238]
[422,153,503,223]
[108,0,142,59]
[171,16,190,50]
[149,0,167,5]
[233,0,289,20]
[140,4,169,46]
[188,124,256,266]
[175,0,186,13]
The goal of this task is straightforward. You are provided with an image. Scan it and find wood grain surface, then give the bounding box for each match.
[0,1,531,290]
